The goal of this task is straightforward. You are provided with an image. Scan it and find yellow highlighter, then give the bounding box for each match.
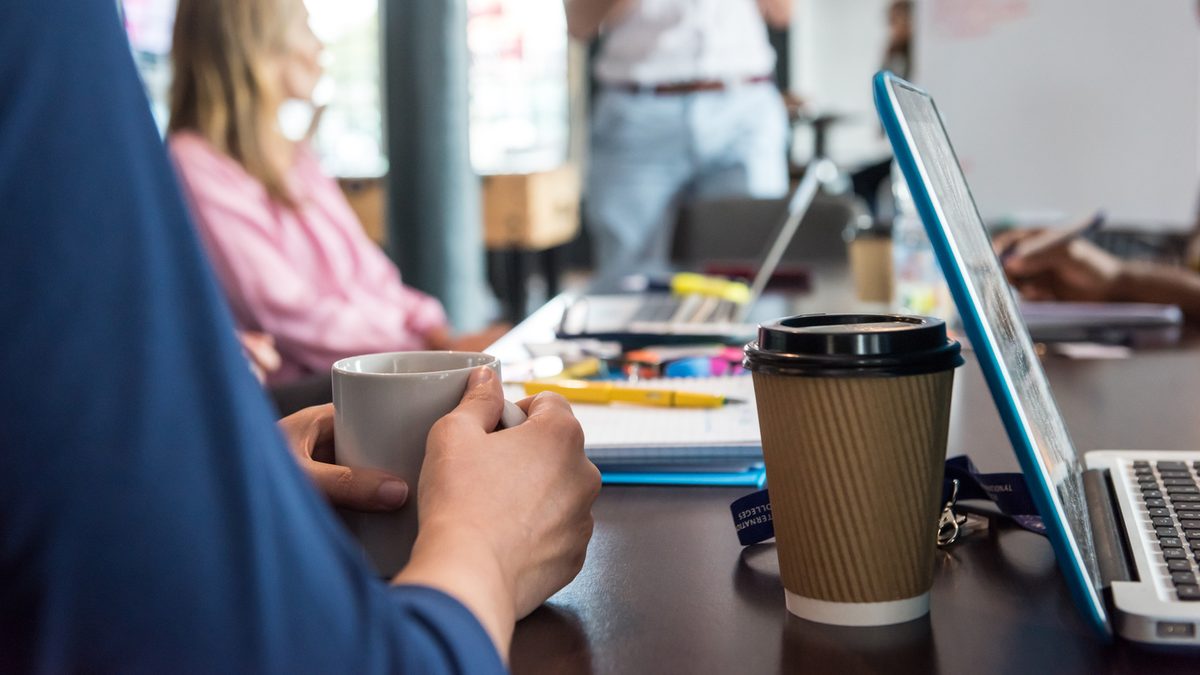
[670,272,752,305]
[523,380,742,409]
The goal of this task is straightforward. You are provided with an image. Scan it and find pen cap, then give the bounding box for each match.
[743,313,962,378]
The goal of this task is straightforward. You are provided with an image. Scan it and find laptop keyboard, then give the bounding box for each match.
[1135,460,1200,600]
[631,295,683,323]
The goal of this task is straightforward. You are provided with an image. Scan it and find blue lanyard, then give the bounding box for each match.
[730,455,1045,547]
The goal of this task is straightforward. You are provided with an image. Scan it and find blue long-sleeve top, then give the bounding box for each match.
[0,2,506,672]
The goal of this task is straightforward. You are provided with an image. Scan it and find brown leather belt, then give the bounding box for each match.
[609,74,774,96]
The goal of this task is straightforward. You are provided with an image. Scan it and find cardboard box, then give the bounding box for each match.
[338,177,387,246]
[482,165,580,250]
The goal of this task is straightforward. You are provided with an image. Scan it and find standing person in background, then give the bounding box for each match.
[882,0,913,81]
[566,0,792,287]
[168,0,507,386]
[852,0,913,218]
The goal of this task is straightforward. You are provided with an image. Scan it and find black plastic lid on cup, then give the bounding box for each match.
[743,313,964,378]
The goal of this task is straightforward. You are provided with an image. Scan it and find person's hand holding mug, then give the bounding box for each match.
[394,367,601,661]
[993,228,1126,302]
[278,404,410,512]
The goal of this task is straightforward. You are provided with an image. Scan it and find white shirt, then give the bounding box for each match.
[594,0,777,85]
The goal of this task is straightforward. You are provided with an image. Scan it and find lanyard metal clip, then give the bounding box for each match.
[937,479,969,547]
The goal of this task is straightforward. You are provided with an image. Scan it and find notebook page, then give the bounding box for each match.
[505,376,762,460]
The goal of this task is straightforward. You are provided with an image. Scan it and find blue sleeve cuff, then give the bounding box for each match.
[387,585,507,675]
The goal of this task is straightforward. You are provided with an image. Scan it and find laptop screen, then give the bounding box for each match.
[878,76,1106,621]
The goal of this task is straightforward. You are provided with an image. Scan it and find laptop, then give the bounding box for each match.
[875,71,1200,645]
[557,164,822,347]
[1021,300,1183,348]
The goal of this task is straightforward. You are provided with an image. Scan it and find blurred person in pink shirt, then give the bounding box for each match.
[167,0,505,385]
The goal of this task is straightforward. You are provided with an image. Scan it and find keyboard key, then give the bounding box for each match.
[1170,494,1200,503]
[1163,478,1198,487]
[1179,585,1200,601]
[1146,499,1167,508]
[1153,517,1176,527]
[1164,549,1188,560]
[1187,534,1200,545]
[1160,472,1194,480]
[1160,537,1184,548]
[1176,511,1200,520]
[1144,490,1165,499]
[1134,460,1150,468]
[1168,487,1200,495]
[1159,461,1190,471]
[1149,507,1172,517]
[1172,572,1197,585]
[1169,559,1193,572]
[1181,520,1200,531]
[1136,468,1155,477]
[1157,526,1181,537]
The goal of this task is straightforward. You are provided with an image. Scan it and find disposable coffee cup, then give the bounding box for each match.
[847,236,893,303]
[744,314,962,626]
[332,351,526,577]
[845,217,893,304]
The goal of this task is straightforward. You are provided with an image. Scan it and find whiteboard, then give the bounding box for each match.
[916,0,1200,228]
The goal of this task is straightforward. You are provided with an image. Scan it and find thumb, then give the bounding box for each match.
[307,462,409,512]
[444,366,504,433]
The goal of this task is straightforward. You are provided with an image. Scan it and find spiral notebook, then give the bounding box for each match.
[507,376,762,460]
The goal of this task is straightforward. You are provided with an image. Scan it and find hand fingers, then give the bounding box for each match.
[308,402,335,443]
[241,333,282,373]
[991,228,1042,256]
[1004,242,1074,278]
[439,367,503,434]
[1016,280,1056,302]
[512,392,585,453]
[308,404,337,462]
[520,391,574,419]
[305,461,409,512]
[277,404,334,457]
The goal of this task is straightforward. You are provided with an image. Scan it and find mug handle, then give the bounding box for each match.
[497,400,527,430]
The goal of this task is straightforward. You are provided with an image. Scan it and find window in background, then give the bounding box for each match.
[305,0,387,178]
[121,0,176,132]
[467,0,569,175]
[122,0,386,178]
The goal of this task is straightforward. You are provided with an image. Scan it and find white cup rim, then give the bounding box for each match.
[332,351,496,378]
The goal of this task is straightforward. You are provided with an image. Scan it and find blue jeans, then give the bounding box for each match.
[585,82,789,285]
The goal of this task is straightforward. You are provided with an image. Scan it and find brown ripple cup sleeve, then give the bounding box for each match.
[744,313,963,626]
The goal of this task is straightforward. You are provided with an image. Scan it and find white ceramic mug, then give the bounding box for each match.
[332,351,525,576]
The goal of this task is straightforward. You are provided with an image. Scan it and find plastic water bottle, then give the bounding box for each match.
[890,163,958,328]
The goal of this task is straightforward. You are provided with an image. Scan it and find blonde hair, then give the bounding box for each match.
[169,0,300,205]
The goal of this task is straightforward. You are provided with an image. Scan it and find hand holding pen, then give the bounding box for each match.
[992,211,1125,303]
[997,211,1106,263]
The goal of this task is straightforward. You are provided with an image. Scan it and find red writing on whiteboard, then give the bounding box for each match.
[931,0,1029,40]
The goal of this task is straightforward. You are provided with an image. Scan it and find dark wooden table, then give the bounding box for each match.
[494,294,1200,674]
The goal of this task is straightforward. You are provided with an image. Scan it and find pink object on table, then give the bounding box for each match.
[169,132,448,384]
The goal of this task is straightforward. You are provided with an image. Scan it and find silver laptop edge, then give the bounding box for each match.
[733,164,823,323]
[564,165,824,339]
